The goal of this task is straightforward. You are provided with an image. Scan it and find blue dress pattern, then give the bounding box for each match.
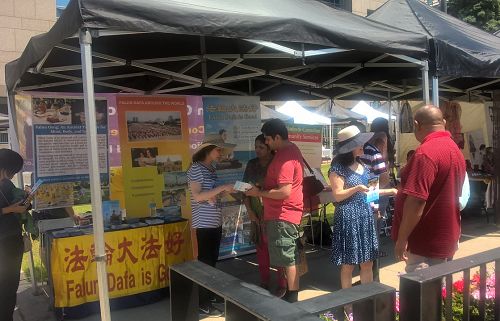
[329,162,379,265]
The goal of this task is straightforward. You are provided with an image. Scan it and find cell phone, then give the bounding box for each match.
[21,180,44,205]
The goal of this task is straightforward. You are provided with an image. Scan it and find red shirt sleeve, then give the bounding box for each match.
[402,152,437,201]
[277,159,296,185]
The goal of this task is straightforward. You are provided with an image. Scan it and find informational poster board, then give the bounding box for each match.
[287,124,323,169]
[117,96,190,218]
[202,96,261,258]
[17,94,110,210]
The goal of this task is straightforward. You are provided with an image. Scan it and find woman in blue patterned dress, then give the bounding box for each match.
[329,126,397,289]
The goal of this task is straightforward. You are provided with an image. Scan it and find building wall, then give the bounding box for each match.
[351,0,387,16]
[0,0,56,97]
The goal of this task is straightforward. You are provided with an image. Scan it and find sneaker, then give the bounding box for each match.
[199,305,224,318]
[210,295,225,304]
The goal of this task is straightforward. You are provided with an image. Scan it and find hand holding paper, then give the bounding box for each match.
[234,181,253,192]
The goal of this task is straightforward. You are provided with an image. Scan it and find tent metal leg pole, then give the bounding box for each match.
[421,60,430,104]
[79,29,112,321]
[432,76,439,107]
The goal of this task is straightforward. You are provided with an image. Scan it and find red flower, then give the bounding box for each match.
[442,287,447,298]
[472,273,481,285]
[453,280,464,293]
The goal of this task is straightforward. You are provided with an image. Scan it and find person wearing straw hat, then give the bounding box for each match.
[329,126,397,290]
[187,136,235,317]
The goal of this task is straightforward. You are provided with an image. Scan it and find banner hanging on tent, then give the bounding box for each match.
[50,220,191,307]
[22,94,110,209]
[202,96,261,258]
[287,124,323,169]
[117,96,190,218]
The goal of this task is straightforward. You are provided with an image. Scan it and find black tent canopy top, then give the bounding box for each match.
[5,0,439,101]
[368,0,500,79]
[7,0,500,101]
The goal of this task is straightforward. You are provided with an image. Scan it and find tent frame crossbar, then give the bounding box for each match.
[16,34,498,101]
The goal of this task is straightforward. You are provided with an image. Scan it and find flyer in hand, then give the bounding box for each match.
[365,176,380,203]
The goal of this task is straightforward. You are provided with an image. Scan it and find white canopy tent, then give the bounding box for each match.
[351,100,389,123]
[260,104,293,122]
[277,101,331,125]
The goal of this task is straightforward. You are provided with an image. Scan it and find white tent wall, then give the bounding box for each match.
[397,100,492,167]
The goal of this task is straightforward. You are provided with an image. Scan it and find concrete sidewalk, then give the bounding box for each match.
[14,215,499,321]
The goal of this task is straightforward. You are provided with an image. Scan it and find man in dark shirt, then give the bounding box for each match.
[393,106,465,272]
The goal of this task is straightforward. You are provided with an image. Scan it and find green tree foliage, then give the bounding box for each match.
[447,0,500,33]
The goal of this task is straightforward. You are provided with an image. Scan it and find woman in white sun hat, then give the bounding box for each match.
[187,135,235,316]
[329,126,397,290]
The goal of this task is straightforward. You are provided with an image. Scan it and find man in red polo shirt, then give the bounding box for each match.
[246,118,304,303]
[393,106,465,272]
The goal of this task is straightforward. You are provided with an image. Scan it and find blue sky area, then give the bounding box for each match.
[56,0,69,7]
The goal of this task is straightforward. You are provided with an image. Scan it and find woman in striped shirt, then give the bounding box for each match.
[187,137,234,316]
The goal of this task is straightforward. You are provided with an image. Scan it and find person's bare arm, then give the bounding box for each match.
[2,201,28,214]
[394,195,426,261]
[379,188,397,196]
[329,172,369,202]
[246,183,292,200]
[189,181,233,202]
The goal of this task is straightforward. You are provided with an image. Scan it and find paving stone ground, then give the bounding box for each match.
[14,214,499,321]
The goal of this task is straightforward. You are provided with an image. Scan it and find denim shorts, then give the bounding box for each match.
[266,220,299,267]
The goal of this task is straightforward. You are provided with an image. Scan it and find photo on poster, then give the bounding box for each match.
[156,205,181,217]
[35,182,74,209]
[131,147,158,167]
[32,97,72,125]
[221,206,243,238]
[70,99,108,126]
[163,171,188,189]
[126,111,182,142]
[156,155,182,174]
[103,200,122,226]
[162,188,186,207]
[73,181,92,205]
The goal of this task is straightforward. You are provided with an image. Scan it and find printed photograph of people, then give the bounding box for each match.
[162,189,187,207]
[32,97,72,125]
[126,111,182,142]
[70,99,108,126]
[131,147,158,167]
[156,155,182,174]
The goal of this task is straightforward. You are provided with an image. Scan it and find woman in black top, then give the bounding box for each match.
[0,149,28,321]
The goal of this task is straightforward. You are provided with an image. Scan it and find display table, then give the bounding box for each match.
[46,219,191,319]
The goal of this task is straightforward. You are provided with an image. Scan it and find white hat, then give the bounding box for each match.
[335,125,374,154]
[193,134,236,159]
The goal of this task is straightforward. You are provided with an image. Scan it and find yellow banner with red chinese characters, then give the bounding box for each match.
[50,221,191,307]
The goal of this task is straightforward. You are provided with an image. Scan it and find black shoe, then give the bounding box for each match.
[199,305,223,318]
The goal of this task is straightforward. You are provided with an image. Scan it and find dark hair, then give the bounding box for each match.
[255,134,266,145]
[261,119,288,140]
[192,145,217,163]
[370,117,395,164]
[406,150,415,161]
[0,149,24,176]
[480,144,486,150]
[332,151,356,167]
[219,129,226,135]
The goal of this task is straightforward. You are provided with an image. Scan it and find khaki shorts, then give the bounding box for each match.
[266,220,299,267]
[405,252,449,273]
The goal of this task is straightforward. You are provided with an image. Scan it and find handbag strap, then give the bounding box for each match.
[302,158,315,175]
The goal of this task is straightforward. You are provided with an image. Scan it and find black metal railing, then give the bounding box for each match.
[294,282,396,321]
[399,247,500,321]
[170,261,396,321]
